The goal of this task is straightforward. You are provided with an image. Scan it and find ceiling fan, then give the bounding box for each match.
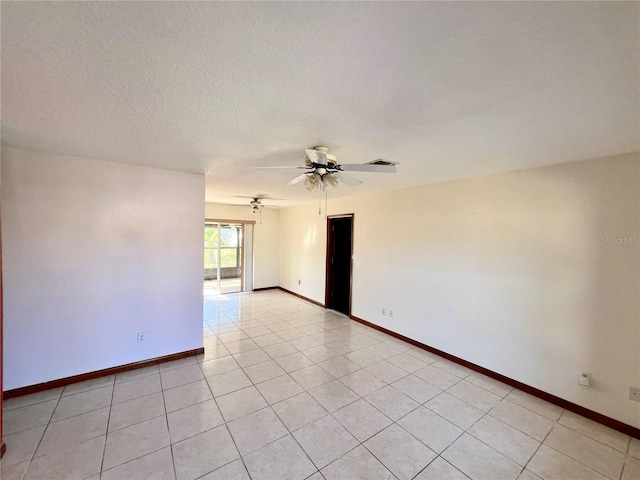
[250,146,397,191]
[233,195,281,215]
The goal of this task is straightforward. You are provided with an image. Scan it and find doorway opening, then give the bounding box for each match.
[204,221,244,294]
[325,214,354,315]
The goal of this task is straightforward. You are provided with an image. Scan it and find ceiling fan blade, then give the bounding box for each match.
[334,172,363,186]
[305,149,328,166]
[233,195,286,200]
[339,164,396,173]
[285,173,309,186]
[247,166,309,170]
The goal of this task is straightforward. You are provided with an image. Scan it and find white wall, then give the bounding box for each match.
[204,203,279,289]
[279,152,640,428]
[2,147,204,390]
[279,203,327,300]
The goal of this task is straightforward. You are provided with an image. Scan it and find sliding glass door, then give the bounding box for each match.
[204,222,243,294]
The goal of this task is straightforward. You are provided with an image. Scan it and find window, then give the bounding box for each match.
[204,223,242,269]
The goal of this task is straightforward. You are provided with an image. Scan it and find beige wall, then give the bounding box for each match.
[2,148,204,389]
[205,203,280,289]
[279,152,640,427]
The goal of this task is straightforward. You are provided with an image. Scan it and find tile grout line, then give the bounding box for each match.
[15,388,64,480]
[455,405,529,477]
[522,410,565,478]
[157,363,179,480]
[197,344,253,479]
[503,386,625,480]
[414,456,470,480]
[359,428,423,479]
[422,378,548,477]
[99,402,169,474]
[536,427,627,480]
[318,440,395,478]
[553,416,632,454]
[269,403,326,476]
[97,379,116,480]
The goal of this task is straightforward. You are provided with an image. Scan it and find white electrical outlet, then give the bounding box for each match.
[137,332,146,344]
[389,310,394,318]
[382,308,386,316]
[578,373,590,387]
[630,387,640,402]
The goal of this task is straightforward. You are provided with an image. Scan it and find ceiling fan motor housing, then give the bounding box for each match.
[310,146,337,168]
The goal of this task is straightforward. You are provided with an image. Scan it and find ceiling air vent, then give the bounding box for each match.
[366,159,399,166]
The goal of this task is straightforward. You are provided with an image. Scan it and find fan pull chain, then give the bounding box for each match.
[318,185,322,215]
[325,189,328,218]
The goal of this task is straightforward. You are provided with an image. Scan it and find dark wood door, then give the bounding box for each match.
[326,216,353,315]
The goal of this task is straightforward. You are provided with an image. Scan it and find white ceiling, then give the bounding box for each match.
[2,2,638,207]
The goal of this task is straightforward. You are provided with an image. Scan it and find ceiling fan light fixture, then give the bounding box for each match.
[304,172,321,191]
[324,173,339,189]
[303,172,340,191]
[251,204,261,215]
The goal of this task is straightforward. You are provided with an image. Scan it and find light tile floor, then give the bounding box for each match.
[2,289,639,480]
[204,279,242,295]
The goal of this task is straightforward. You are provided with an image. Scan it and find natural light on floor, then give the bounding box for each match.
[2,289,638,479]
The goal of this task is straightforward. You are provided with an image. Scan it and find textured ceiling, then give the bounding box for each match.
[2,2,638,207]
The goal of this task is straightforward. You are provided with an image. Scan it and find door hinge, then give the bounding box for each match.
[332,225,335,232]
[331,258,334,265]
